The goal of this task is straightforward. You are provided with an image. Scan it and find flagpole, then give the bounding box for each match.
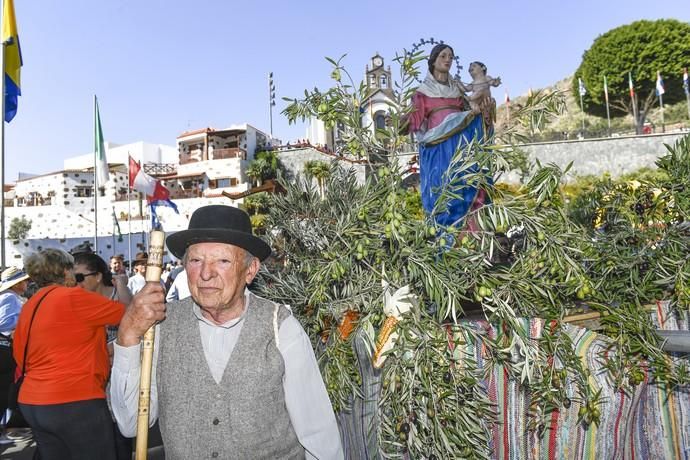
[578,78,585,137]
[579,92,585,136]
[603,75,611,136]
[93,95,99,253]
[684,68,690,121]
[1,32,7,268]
[111,212,115,255]
[659,92,664,133]
[657,71,665,133]
[505,90,510,124]
[629,72,638,133]
[127,157,132,271]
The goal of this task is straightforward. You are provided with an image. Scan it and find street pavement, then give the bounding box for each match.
[0,425,165,459]
[0,428,36,459]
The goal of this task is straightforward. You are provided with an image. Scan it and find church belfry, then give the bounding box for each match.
[365,53,394,99]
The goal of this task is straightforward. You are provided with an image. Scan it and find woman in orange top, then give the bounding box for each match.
[13,249,125,460]
[73,252,133,460]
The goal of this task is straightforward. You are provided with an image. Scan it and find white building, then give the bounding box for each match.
[2,125,280,267]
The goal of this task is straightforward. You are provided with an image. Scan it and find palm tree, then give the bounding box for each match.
[304,160,331,199]
[255,150,283,180]
[245,158,269,187]
[243,192,270,215]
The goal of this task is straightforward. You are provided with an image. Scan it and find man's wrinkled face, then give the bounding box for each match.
[185,242,259,318]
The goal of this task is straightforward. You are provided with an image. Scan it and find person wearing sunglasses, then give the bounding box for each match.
[73,253,132,329]
[12,248,164,460]
[72,252,133,460]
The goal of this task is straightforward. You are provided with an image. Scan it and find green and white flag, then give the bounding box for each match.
[94,95,109,188]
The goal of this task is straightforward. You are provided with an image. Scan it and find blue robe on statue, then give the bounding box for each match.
[408,72,491,228]
[418,114,486,227]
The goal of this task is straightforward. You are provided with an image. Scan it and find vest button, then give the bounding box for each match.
[211,452,219,458]
[212,418,220,425]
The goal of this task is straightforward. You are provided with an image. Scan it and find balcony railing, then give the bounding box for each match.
[144,163,177,176]
[210,148,246,160]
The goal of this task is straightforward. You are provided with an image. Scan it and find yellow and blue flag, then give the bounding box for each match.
[2,0,22,123]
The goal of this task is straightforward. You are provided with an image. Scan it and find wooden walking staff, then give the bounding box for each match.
[135,229,165,460]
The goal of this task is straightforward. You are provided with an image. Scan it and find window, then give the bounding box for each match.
[369,74,377,87]
[217,177,238,188]
[380,75,387,88]
[375,112,386,130]
[76,186,93,197]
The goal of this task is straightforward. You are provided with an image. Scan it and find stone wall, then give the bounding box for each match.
[278,147,367,184]
[516,131,689,182]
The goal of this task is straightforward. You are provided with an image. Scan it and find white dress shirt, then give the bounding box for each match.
[109,290,343,460]
[164,270,190,302]
[127,273,146,295]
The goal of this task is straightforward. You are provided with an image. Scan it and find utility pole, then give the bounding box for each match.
[268,72,276,136]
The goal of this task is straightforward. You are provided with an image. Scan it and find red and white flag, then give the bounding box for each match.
[128,155,178,228]
[129,155,171,203]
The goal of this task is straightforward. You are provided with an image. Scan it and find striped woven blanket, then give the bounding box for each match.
[338,301,690,459]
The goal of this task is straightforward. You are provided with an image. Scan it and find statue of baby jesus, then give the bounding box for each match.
[459,61,502,114]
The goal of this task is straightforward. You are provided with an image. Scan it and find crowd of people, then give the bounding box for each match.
[0,204,343,460]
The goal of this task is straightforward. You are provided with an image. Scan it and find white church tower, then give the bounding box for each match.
[360,53,395,138]
[306,53,397,151]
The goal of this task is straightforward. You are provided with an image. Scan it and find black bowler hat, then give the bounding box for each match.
[166,205,271,261]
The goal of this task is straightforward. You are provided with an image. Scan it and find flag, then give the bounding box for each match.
[683,68,689,95]
[504,91,510,104]
[655,71,665,96]
[603,75,609,104]
[112,207,123,242]
[578,77,586,97]
[2,0,22,122]
[94,96,109,188]
[628,72,635,99]
[129,155,178,228]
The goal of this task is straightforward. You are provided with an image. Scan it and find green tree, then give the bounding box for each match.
[254,150,283,180]
[8,216,31,240]
[245,158,269,187]
[574,19,690,133]
[304,160,331,198]
[243,192,271,215]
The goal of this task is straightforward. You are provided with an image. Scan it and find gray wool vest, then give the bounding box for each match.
[156,293,305,460]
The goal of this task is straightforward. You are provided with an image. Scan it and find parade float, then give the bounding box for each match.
[255,41,690,459]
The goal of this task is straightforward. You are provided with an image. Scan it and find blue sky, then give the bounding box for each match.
[4,0,689,181]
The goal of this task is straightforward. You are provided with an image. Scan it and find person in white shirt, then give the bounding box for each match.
[110,205,343,459]
[0,267,29,443]
[126,252,148,295]
[164,269,190,302]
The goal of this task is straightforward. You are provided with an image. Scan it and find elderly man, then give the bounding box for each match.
[110,205,343,459]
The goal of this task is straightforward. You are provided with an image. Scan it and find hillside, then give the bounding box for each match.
[496,75,690,140]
